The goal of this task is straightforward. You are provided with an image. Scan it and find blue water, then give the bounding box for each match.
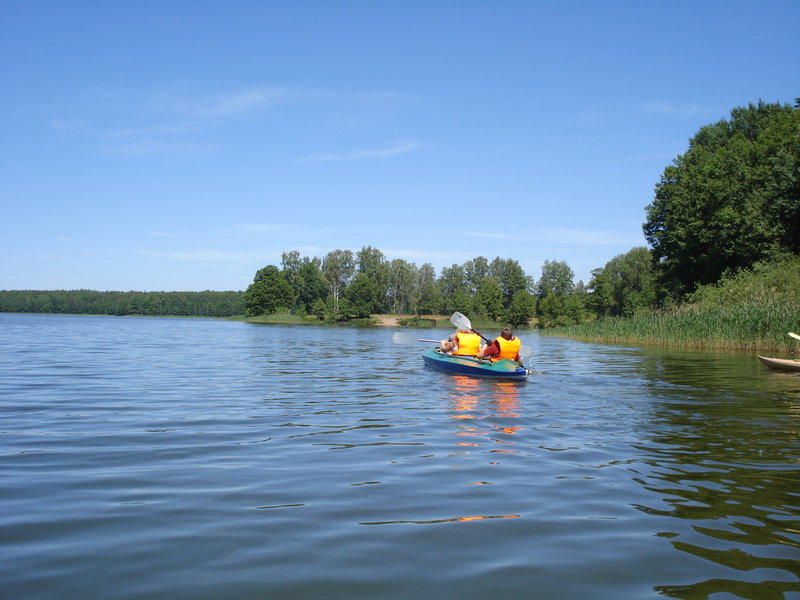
[1,313,799,599]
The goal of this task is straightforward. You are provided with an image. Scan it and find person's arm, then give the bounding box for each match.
[440,334,457,351]
[479,340,500,359]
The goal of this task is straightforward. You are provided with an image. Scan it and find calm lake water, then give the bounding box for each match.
[1,313,799,600]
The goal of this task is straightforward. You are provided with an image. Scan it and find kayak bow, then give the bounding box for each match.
[422,348,529,381]
[758,355,800,372]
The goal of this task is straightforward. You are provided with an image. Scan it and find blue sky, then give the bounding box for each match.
[2,1,798,292]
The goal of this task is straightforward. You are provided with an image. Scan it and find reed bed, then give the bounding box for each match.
[551,301,800,353]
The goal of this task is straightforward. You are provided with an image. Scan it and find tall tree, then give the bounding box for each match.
[355,246,389,313]
[244,265,295,316]
[491,257,528,308]
[387,259,416,314]
[587,247,656,317]
[322,249,355,315]
[281,250,303,309]
[438,264,471,312]
[296,257,326,312]
[537,260,575,297]
[464,256,490,295]
[644,100,800,297]
[415,263,438,316]
[507,290,536,327]
[474,276,505,320]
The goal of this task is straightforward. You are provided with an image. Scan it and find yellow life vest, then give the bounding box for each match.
[453,332,481,356]
[493,336,521,361]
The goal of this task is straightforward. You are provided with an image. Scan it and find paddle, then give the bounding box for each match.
[417,339,441,343]
[790,332,800,341]
[449,311,490,343]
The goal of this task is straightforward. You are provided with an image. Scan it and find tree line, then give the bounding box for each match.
[246,100,799,327]
[245,248,599,327]
[0,290,245,317]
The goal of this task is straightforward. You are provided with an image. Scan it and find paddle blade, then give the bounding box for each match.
[789,332,800,341]
[450,311,472,331]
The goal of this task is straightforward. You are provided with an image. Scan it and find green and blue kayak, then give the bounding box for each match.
[422,348,529,381]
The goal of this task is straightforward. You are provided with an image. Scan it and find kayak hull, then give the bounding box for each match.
[758,355,800,372]
[422,349,528,381]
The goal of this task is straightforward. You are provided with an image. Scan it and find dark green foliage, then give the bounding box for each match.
[244,266,295,316]
[0,290,245,317]
[507,290,536,327]
[537,260,575,297]
[587,247,656,317]
[474,276,505,320]
[644,100,800,297]
[345,272,382,318]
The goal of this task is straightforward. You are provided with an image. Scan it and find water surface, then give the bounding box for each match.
[1,314,798,599]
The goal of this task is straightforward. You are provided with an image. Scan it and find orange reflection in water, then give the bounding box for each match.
[449,376,524,450]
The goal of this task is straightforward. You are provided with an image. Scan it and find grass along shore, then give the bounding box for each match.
[549,302,799,353]
[550,258,800,354]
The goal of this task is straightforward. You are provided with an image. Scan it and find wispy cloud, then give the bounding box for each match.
[382,248,463,261]
[152,86,292,119]
[533,228,645,246]
[226,223,285,233]
[132,248,263,263]
[462,231,507,239]
[52,85,416,156]
[304,140,421,162]
[642,102,719,118]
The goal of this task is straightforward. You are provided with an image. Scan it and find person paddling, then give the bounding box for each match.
[440,328,482,356]
[478,327,523,367]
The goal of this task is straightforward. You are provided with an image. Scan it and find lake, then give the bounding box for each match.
[1,313,798,599]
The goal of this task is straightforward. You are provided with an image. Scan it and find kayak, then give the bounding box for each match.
[422,348,529,381]
[757,355,800,372]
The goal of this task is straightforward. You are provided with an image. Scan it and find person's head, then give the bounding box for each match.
[500,327,513,340]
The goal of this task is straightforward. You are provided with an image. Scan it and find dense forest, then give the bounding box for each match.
[0,290,244,317]
[3,100,798,334]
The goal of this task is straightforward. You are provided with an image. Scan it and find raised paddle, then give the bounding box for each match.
[449,311,490,342]
[790,332,800,341]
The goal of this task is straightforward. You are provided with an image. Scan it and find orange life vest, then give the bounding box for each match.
[453,332,481,356]
[492,336,521,362]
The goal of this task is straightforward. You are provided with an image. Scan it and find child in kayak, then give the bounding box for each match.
[478,327,523,367]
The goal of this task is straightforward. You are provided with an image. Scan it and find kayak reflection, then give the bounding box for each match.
[448,376,522,450]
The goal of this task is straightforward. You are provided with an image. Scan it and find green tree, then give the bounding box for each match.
[356,245,389,313]
[464,256,490,295]
[345,272,382,318]
[507,290,536,327]
[322,249,355,315]
[244,265,295,316]
[295,257,326,312]
[537,260,575,297]
[588,247,656,317]
[438,264,468,313]
[490,257,528,308]
[387,259,416,314]
[474,276,505,320]
[415,263,438,315]
[644,100,800,297]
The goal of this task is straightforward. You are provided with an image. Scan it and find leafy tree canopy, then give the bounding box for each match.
[643,100,800,297]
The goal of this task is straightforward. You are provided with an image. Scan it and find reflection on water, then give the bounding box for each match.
[449,377,522,451]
